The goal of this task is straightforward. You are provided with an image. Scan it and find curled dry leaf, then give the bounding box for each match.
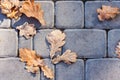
[97,5,120,21]
[20,0,46,26]
[0,0,22,19]
[16,22,36,39]
[19,48,54,79]
[116,42,120,58]
[46,30,66,59]
[52,50,77,64]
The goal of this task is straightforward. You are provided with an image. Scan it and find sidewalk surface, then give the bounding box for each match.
[0,0,120,80]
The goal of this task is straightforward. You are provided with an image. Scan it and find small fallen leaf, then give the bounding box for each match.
[19,48,44,70]
[116,42,120,58]
[97,5,120,21]
[0,0,22,19]
[52,50,77,64]
[16,22,36,39]
[19,48,54,79]
[20,0,45,26]
[41,66,54,79]
[46,30,66,59]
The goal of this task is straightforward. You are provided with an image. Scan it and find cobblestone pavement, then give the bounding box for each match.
[0,0,120,80]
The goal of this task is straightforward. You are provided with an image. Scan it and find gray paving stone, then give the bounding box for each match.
[63,29,106,58]
[108,29,120,57]
[0,10,11,28]
[41,59,55,80]
[12,1,54,29]
[56,59,84,80]
[85,1,120,29]
[55,1,84,29]
[19,37,33,49]
[0,58,40,80]
[86,58,120,80]
[0,29,18,57]
[34,29,53,58]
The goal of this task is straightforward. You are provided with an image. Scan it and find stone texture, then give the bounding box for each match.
[0,29,18,57]
[12,1,54,29]
[0,10,11,28]
[86,58,120,80]
[85,1,120,29]
[0,58,40,80]
[34,29,53,58]
[56,59,84,80]
[41,59,55,80]
[55,1,84,29]
[108,29,120,57]
[63,29,106,58]
[19,37,33,49]
[0,19,11,28]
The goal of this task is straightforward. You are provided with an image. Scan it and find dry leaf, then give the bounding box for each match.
[41,66,54,79]
[116,42,120,58]
[52,50,77,64]
[46,30,66,59]
[0,0,22,19]
[16,22,36,39]
[20,0,45,26]
[19,48,54,79]
[97,5,120,21]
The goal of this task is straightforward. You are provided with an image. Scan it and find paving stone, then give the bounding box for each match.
[0,29,18,57]
[108,29,120,57]
[56,59,84,80]
[63,29,106,58]
[86,58,120,80]
[85,1,120,29]
[55,1,84,29]
[34,29,53,58]
[12,1,54,29]
[0,10,11,28]
[41,59,55,80]
[19,36,33,49]
[0,58,40,80]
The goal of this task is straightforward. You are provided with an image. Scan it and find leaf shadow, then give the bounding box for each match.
[12,14,42,30]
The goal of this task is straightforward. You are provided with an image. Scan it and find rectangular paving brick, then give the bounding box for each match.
[0,10,11,28]
[108,29,120,57]
[55,1,84,29]
[0,58,40,80]
[63,29,106,58]
[56,59,84,80]
[85,1,120,29]
[12,1,54,29]
[19,36,33,49]
[34,29,53,58]
[0,29,18,57]
[41,59,55,80]
[86,58,120,80]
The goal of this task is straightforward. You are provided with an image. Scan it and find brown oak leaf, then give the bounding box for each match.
[20,0,46,26]
[52,50,77,64]
[41,66,54,79]
[115,42,120,58]
[16,22,36,39]
[0,0,22,19]
[97,5,120,21]
[19,48,54,79]
[46,30,66,59]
